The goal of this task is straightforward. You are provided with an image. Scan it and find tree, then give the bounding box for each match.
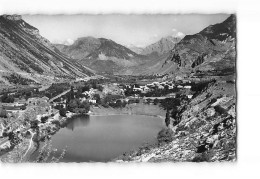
[165,109,170,127]
[59,108,67,117]
[160,98,180,111]
[70,86,75,99]
[81,101,90,112]
[93,94,101,104]
[68,99,79,112]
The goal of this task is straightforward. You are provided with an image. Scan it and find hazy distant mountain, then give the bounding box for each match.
[140,36,183,56]
[126,44,144,54]
[55,36,101,60]
[55,37,149,74]
[141,15,236,76]
[80,38,148,74]
[0,15,93,85]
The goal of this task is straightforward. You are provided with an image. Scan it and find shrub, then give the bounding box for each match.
[153,98,159,105]
[41,116,49,123]
[214,105,227,115]
[51,120,60,126]
[192,151,213,162]
[157,128,174,144]
[0,107,7,118]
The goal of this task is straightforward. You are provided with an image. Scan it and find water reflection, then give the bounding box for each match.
[66,115,90,131]
[32,115,164,162]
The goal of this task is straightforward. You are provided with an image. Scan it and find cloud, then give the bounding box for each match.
[51,38,74,45]
[171,28,185,38]
[63,38,74,45]
[176,32,185,38]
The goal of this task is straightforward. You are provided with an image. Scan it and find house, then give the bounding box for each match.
[167,93,176,98]
[42,96,49,102]
[152,82,160,85]
[82,91,89,96]
[14,98,27,105]
[80,97,87,102]
[89,99,96,104]
[146,83,155,87]
[184,85,191,89]
[133,87,142,92]
[141,86,151,93]
[158,85,164,89]
[187,95,193,99]
[168,86,174,89]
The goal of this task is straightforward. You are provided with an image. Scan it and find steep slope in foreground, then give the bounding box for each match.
[0,15,93,86]
[116,78,236,162]
[146,15,236,77]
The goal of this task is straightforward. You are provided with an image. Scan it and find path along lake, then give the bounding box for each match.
[30,114,165,162]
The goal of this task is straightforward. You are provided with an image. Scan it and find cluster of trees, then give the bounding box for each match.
[1,93,14,103]
[101,94,125,108]
[67,99,90,114]
[79,79,104,92]
[3,73,35,85]
[160,98,182,126]
[108,100,127,108]
[43,83,70,99]
[190,80,216,92]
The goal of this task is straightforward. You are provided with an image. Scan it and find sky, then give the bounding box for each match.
[23,14,230,47]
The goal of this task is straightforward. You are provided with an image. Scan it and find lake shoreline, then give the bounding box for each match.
[89,103,166,119]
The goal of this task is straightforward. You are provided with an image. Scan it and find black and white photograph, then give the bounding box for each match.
[0,0,259,178]
[0,13,236,163]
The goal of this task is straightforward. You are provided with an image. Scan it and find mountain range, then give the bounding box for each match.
[55,35,184,75]
[0,14,236,84]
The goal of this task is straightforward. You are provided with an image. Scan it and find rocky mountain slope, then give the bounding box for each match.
[141,36,183,56]
[0,15,93,86]
[116,76,236,162]
[143,15,236,77]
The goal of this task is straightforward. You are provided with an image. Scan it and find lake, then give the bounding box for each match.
[31,114,165,162]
